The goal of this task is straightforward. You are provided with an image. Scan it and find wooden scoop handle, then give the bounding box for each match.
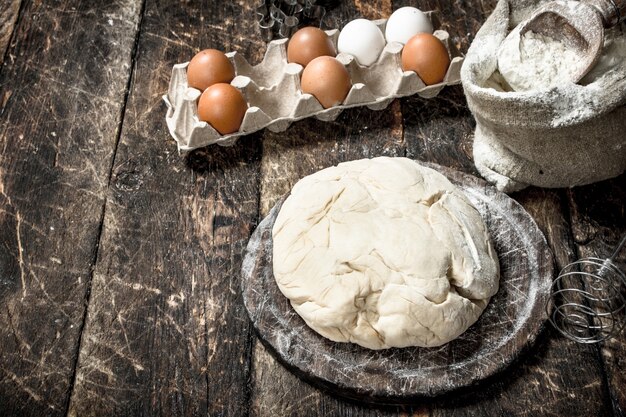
[584,0,626,27]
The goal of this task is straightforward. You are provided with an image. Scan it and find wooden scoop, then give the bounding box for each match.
[505,0,626,83]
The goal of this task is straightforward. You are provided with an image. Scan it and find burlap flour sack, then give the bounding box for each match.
[461,0,626,192]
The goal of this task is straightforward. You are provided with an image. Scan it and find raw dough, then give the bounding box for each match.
[272,157,500,349]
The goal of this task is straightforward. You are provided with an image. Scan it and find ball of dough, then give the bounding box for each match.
[272,157,499,350]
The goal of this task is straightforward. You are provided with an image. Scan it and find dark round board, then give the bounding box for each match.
[241,163,554,403]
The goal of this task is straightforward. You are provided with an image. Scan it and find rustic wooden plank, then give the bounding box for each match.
[402,65,612,417]
[0,0,21,66]
[249,0,490,413]
[568,175,626,416]
[399,2,615,412]
[251,0,616,414]
[403,86,478,174]
[66,0,266,415]
[257,103,404,217]
[252,108,408,417]
[0,1,143,415]
[249,1,427,413]
[399,0,614,408]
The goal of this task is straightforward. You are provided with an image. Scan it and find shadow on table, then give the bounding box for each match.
[185,132,263,174]
[319,326,558,412]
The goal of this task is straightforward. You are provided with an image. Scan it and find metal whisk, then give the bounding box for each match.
[547,235,626,343]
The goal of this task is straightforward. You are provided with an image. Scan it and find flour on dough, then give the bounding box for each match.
[272,157,500,350]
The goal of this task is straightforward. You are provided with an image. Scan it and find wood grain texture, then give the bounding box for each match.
[65,0,265,415]
[243,166,553,402]
[0,0,622,415]
[403,86,477,175]
[0,0,21,66]
[568,174,626,417]
[0,1,143,415]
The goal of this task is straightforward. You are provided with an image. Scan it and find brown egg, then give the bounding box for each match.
[187,49,235,91]
[288,27,336,67]
[301,56,351,109]
[401,33,450,85]
[197,83,247,135]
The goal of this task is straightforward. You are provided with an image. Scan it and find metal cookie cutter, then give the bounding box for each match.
[272,1,302,38]
[303,0,326,22]
[256,0,336,41]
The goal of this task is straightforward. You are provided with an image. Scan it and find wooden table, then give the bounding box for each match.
[0,1,624,416]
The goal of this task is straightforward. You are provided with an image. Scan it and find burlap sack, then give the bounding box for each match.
[461,0,626,192]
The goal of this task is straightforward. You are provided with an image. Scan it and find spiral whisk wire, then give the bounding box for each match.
[547,235,626,343]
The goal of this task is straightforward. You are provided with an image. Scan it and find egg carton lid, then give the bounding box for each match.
[164,12,463,151]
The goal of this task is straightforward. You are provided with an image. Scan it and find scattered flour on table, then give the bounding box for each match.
[497,29,579,91]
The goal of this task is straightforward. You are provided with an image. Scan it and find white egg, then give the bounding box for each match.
[338,19,386,66]
[385,7,433,45]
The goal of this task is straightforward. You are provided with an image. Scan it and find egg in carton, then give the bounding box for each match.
[164,12,463,151]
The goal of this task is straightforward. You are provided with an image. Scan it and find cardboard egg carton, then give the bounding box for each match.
[164,12,463,150]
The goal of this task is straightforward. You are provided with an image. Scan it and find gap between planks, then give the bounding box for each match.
[62,1,148,415]
[564,187,621,417]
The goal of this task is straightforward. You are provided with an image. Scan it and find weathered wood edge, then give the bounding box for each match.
[66,0,267,415]
[0,1,144,415]
[63,2,148,414]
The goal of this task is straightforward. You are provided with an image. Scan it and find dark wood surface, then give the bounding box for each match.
[0,0,623,416]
